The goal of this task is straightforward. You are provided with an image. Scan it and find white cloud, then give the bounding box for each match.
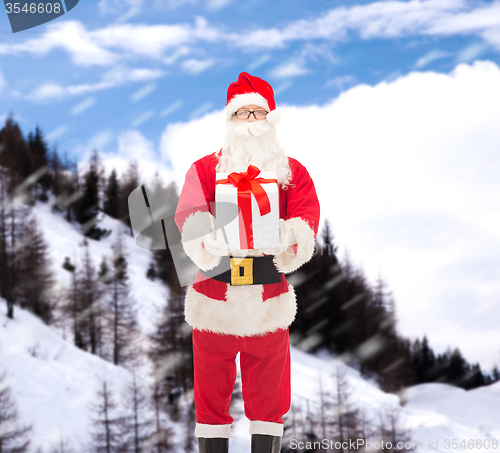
[0,66,6,91]
[159,100,184,117]
[247,55,272,71]
[238,0,462,48]
[130,110,155,127]
[164,0,197,8]
[98,0,197,16]
[0,18,222,66]
[206,0,233,10]
[158,60,500,370]
[188,102,214,120]
[1,1,499,71]
[116,129,157,162]
[87,129,115,151]
[96,129,177,194]
[325,75,357,90]
[130,83,157,102]
[45,125,67,142]
[27,67,165,103]
[455,42,487,62]
[0,21,120,67]
[71,96,97,116]
[268,61,310,79]
[181,58,215,74]
[415,48,451,68]
[238,0,500,50]
[427,0,500,36]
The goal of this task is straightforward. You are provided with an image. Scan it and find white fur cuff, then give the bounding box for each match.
[273,217,315,274]
[195,423,232,438]
[181,211,222,271]
[249,421,283,437]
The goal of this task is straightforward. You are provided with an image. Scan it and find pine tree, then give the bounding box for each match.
[87,377,126,453]
[282,403,300,453]
[466,363,486,389]
[378,404,412,452]
[492,365,500,382]
[104,169,120,219]
[121,372,153,453]
[0,367,32,452]
[0,114,30,195]
[183,402,197,453]
[75,151,109,240]
[148,293,194,417]
[48,145,64,198]
[76,241,106,355]
[50,149,79,222]
[149,382,174,453]
[149,183,184,295]
[331,364,360,451]
[17,215,55,324]
[0,184,29,320]
[379,337,414,393]
[118,161,140,233]
[26,125,52,200]
[61,256,87,350]
[105,233,141,368]
[317,373,330,441]
[447,348,468,386]
[0,179,11,317]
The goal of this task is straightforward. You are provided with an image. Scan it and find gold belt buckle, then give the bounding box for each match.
[230,257,253,285]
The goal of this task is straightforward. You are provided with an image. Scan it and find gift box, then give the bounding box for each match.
[215,165,280,249]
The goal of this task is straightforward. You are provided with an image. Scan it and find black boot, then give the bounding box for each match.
[198,437,229,453]
[251,434,281,453]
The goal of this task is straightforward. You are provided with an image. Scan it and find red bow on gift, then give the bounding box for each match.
[216,165,278,249]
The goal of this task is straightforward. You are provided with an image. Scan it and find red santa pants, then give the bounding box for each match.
[192,327,291,438]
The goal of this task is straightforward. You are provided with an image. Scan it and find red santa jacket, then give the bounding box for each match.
[175,152,320,337]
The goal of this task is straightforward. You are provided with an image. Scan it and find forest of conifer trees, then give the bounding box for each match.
[0,113,499,451]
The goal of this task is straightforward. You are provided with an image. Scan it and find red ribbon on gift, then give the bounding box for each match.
[216,165,278,249]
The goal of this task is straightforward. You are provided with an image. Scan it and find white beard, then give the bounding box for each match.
[216,120,291,188]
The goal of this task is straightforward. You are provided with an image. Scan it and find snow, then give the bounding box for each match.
[1,200,499,451]
[404,383,500,450]
[33,198,168,336]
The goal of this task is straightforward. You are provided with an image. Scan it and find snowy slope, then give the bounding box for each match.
[404,382,500,452]
[3,297,500,452]
[32,199,168,337]
[0,300,131,450]
[1,201,499,451]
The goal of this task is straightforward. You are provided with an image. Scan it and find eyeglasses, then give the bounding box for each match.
[233,109,268,120]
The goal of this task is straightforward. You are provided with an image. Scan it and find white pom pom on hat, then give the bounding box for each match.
[225,72,281,125]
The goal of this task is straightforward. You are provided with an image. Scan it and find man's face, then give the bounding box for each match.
[232,104,268,123]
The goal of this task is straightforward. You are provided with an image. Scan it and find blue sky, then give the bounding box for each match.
[1,0,499,162]
[1,0,500,370]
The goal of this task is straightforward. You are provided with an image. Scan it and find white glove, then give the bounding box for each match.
[202,228,229,257]
[272,219,296,255]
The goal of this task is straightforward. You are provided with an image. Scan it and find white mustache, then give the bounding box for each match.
[230,120,272,137]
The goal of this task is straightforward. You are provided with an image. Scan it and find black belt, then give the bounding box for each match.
[199,255,282,286]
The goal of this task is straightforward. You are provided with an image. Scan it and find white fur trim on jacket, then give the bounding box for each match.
[195,423,232,439]
[249,421,284,437]
[185,284,297,337]
[180,211,221,272]
[225,93,270,121]
[273,217,315,274]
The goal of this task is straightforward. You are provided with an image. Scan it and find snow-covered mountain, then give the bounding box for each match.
[1,201,499,452]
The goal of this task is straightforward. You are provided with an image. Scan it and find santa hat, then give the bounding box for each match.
[226,72,281,125]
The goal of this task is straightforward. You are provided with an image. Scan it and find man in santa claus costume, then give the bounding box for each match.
[174,72,320,453]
